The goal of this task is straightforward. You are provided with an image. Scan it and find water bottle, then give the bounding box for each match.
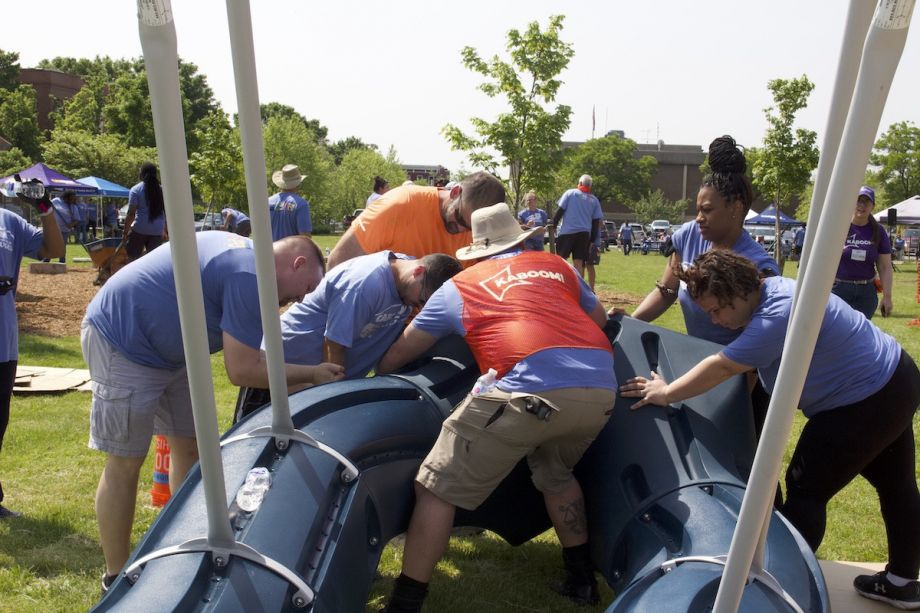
[1,180,45,199]
[471,368,498,396]
[235,467,272,512]
[324,247,330,258]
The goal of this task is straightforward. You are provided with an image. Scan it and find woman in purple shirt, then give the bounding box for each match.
[832,186,893,319]
[621,250,920,609]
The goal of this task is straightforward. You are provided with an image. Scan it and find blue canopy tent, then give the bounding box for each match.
[77,176,131,198]
[746,204,805,226]
[0,163,98,195]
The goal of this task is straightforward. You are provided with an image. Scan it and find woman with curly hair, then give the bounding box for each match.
[620,249,920,610]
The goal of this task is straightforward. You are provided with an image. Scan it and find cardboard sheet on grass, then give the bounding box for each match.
[14,365,91,393]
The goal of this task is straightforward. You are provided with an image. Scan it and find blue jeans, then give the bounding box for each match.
[831,281,878,320]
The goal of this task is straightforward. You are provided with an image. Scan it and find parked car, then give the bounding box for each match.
[344,208,365,228]
[649,219,671,235]
[903,227,920,257]
[603,221,617,248]
[626,222,647,245]
[195,212,224,232]
[117,204,129,229]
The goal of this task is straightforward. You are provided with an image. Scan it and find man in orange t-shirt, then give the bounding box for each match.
[326,171,505,270]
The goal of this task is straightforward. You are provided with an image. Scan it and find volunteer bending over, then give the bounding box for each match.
[619,249,920,610]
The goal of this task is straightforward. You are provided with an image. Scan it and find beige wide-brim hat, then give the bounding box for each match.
[272,164,306,189]
[456,202,542,261]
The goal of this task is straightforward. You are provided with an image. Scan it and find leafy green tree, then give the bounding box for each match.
[250,103,328,144]
[751,75,819,266]
[330,147,406,218]
[328,136,378,165]
[0,49,20,92]
[0,146,31,177]
[442,15,574,208]
[626,189,689,226]
[102,71,156,147]
[263,115,336,224]
[51,85,100,133]
[189,111,247,209]
[42,129,155,188]
[870,121,920,205]
[0,85,42,160]
[556,134,657,208]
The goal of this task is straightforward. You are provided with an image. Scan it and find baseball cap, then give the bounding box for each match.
[858,186,875,204]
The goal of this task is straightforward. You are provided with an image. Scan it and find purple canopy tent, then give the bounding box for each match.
[0,162,98,195]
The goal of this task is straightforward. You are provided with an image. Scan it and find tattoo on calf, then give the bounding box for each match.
[559,497,587,535]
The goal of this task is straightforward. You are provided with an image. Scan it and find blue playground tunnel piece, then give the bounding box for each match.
[92,319,828,612]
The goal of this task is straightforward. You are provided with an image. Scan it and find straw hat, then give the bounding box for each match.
[272,164,306,190]
[456,202,542,261]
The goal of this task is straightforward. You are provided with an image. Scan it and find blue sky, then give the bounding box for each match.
[8,1,919,173]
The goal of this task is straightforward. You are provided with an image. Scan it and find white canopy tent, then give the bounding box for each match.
[874,194,920,224]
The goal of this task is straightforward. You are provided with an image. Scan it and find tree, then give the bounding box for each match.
[102,71,156,147]
[0,85,42,160]
[442,15,574,208]
[330,147,406,218]
[328,136,377,165]
[870,121,920,205]
[0,49,20,92]
[263,115,335,224]
[51,85,100,133]
[42,129,155,188]
[751,75,819,267]
[626,189,689,226]
[252,103,328,144]
[0,146,31,178]
[189,111,247,209]
[555,134,657,209]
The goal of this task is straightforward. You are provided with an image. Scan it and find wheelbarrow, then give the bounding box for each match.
[84,238,128,286]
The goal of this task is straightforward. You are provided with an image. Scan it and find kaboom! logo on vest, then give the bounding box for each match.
[478,264,566,302]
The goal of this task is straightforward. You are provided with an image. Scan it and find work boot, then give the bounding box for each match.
[552,543,600,606]
[0,504,21,519]
[380,573,428,613]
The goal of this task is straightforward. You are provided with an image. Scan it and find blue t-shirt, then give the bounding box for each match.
[275,251,411,378]
[411,252,616,393]
[85,231,263,370]
[557,189,602,236]
[71,202,86,223]
[722,276,901,416]
[672,221,780,345]
[518,208,548,250]
[1,209,44,362]
[50,198,73,235]
[268,192,312,240]
[794,228,805,248]
[619,224,632,241]
[221,208,250,232]
[103,204,118,227]
[128,181,167,236]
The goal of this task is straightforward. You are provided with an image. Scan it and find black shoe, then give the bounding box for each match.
[551,578,600,606]
[854,571,920,610]
[101,573,118,597]
[0,504,21,519]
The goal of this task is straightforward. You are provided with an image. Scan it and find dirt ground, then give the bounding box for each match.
[15,265,644,339]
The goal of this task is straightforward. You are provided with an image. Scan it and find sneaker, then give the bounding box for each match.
[0,504,21,519]
[101,573,118,597]
[551,578,600,606]
[854,571,920,610]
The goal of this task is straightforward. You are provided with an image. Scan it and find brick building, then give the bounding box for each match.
[402,164,450,185]
[18,68,85,132]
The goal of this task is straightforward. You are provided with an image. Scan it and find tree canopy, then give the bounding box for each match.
[330,147,406,218]
[555,134,657,209]
[442,15,573,208]
[870,120,920,206]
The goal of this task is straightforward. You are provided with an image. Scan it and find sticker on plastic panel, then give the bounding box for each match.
[137,0,173,26]
[873,0,914,30]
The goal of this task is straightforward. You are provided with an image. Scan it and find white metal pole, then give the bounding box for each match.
[224,0,296,442]
[713,2,915,611]
[136,0,235,548]
[796,0,876,284]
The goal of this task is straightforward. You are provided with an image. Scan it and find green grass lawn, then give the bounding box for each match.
[1,239,918,612]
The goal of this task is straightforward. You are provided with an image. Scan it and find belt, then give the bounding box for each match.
[835,278,870,285]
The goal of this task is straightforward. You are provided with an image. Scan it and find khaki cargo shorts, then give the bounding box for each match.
[416,386,615,511]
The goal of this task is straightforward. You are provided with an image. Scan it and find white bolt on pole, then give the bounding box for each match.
[713,2,914,611]
[796,0,876,286]
[224,0,296,442]
[137,0,235,548]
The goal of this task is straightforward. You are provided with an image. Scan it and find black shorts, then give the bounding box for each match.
[587,243,601,265]
[556,231,590,262]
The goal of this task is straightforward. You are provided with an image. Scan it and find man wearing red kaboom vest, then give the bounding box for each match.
[378,203,616,612]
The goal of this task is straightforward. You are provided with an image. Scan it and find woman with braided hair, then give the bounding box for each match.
[618,135,779,435]
[620,249,920,610]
